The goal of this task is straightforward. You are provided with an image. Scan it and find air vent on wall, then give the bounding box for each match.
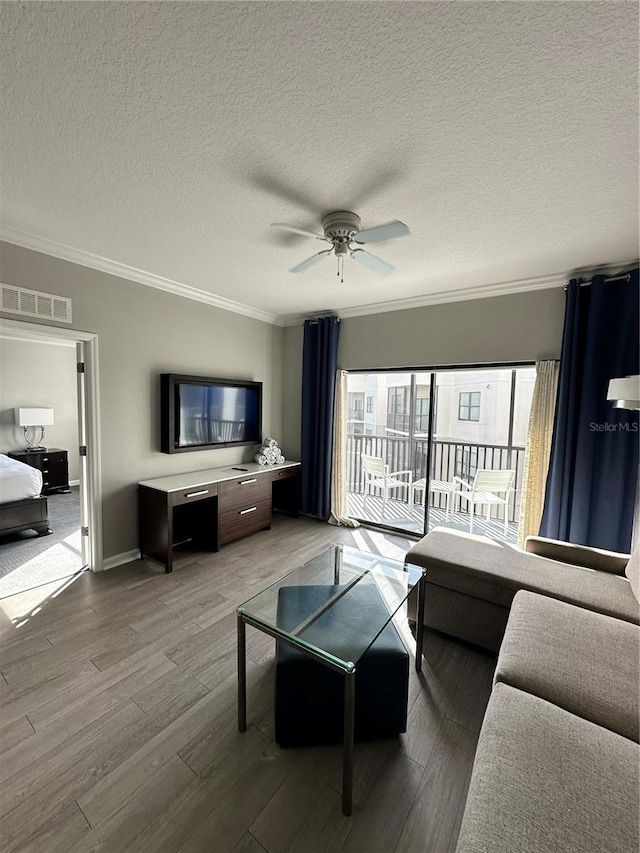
[1,283,72,323]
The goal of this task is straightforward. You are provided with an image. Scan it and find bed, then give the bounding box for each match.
[0,454,51,538]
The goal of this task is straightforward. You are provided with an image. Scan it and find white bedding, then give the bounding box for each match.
[0,454,43,502]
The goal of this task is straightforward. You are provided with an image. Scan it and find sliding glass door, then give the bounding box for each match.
[345,366,535,541]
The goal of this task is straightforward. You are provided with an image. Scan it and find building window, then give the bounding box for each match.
[415,397,430,432]
[388,387,404,414]
[366,396,373,413]
[458,391,480,422]
[348,392,364,421]
[387,386,409,432]
[455,447,478,480]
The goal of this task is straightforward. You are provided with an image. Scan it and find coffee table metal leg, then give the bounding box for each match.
[237,614,247,732]
[342,668,356,816]
[415,572,426,672]
[334,545,342,584]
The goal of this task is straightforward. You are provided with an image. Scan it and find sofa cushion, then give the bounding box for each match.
[626,541,640,604]
[524,535,629,575]
[406,528,639,624]
[455,684,640,853]
[423,583,510,652]
[495,590,639,742]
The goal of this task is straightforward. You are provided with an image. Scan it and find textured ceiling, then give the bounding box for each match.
[1,1,638,323]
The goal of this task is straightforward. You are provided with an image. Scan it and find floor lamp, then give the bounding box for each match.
[607,375,640,548]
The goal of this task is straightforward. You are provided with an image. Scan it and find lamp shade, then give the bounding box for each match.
[607,376,640,410]
[15,407,54,427]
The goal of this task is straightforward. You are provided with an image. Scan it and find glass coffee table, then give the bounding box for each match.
[236,544,426,816]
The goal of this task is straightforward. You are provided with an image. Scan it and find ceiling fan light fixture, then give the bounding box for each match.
[272,210,409,280]
[321,210,362,242]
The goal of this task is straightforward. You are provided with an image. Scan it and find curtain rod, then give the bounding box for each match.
[564,272,632,290]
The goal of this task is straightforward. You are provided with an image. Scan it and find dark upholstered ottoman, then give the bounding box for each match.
[274,584,410,747]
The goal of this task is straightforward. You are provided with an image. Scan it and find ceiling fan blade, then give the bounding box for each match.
[271,223,326,240]
[289,249,333,273]
[351,249,395,276]
[249,169,326,215]
[356,220,410,244]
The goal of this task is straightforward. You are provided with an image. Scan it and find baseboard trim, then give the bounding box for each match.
[69,479,80,487]
[101,548,141,571]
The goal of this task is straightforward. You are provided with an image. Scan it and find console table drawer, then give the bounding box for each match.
[218,476,270,513]
[171,483,218,507]
[219,503,271,545]
[271,467,298,481]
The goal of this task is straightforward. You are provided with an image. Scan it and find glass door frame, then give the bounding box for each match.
[345,361,536,539]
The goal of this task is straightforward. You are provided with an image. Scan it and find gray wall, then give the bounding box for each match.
[0,241,284,561]
[281,288,566,458]
[0,337,79,480]
[0,238,566,560]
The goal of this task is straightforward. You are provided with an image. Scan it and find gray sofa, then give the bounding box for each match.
[455,589,639,853]
[405,528,640,853]
[405,527,638,652]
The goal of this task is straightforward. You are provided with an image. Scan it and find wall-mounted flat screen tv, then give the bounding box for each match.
[160,373,262,454]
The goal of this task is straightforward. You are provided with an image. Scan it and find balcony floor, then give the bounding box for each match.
[346,491,519,543]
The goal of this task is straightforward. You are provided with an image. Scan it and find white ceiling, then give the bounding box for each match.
[1,2,638,325]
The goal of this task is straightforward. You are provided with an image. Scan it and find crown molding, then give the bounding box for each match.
[278,271,567,326]
[3,225,634,330]
[0,225,282,327]
[278,262,636,326]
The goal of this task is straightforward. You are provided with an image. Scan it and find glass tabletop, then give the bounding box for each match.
[237,544,423,672]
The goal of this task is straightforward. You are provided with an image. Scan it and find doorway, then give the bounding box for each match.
[0,318,102,595]
[345,365,535,541]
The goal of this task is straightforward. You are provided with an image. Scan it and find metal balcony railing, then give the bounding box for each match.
[346,433,526,524]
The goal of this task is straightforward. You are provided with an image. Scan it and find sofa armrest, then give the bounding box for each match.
[524,535,630,575]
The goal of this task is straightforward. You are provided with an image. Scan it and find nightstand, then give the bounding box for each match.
[9,448,70,494]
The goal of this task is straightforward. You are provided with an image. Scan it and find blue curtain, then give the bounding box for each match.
[540,269,639,552]
[300,316,340,519]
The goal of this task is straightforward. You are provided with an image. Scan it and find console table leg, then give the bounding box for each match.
[237,614,247,732]
[342,668,356,816]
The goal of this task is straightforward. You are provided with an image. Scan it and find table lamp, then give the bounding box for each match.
[15,407,54,451]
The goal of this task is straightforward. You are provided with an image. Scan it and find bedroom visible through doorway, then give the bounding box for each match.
[0,318,101,598]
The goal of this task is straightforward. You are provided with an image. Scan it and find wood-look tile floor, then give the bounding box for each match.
[0,515,496,853]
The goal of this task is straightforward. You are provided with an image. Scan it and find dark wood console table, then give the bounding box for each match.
[138,461,300,572]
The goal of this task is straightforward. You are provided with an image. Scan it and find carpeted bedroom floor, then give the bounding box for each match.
[0,486,86,598]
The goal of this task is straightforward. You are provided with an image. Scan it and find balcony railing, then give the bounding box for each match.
[346,433,526,525]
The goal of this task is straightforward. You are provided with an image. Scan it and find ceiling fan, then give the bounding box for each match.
[270,211,409,281]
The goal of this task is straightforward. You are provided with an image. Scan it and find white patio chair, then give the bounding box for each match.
[453,469,516,535]
[361,454,412,516]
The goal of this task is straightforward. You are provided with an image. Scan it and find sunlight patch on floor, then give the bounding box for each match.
[0,571,85,626]
[64,527,82,551]
[0,536,84,601]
